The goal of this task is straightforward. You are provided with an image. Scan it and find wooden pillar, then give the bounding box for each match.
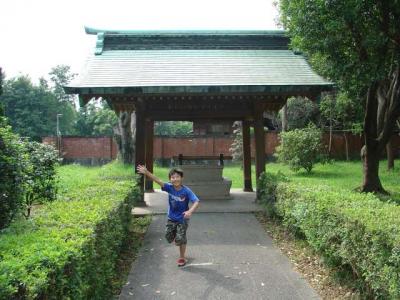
[135,106,146,206]
[145,119,154,192]
[254,104,266,196]
[242,120,253,192]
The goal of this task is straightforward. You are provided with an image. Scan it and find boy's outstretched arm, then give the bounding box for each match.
[136,165,164,188]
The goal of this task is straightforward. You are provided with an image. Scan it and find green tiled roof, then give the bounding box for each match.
[65,29,333,95]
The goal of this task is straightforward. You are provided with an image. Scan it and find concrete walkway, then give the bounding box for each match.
[121,191,320,300]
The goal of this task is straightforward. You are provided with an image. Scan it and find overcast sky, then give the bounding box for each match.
[0,0,280,82]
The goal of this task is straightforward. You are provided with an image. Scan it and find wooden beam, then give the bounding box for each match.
[146,111,252,121]
[145,119,154,192]
[242,120,253,192]
[254,103,266,197]
[135,106,147,206]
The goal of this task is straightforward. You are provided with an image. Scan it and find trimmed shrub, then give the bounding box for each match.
[0,164,140,299]
[275,124,325,173]
[0,131,60,228]
[0,124,27,229]
[257,171,288,217]
[258,173,400,299]
[22,141,59,218]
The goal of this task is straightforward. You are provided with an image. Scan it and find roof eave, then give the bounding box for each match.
[63,84,335,95]
[84,26,287,37]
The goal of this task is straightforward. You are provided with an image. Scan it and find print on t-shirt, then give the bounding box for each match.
[162,183,199,223]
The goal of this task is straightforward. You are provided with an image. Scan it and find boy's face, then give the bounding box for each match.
[169,172,183,188]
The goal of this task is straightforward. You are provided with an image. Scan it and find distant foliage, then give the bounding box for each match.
[74,100,118,136]
[0,75,76,139]
[276,124,324,173]
[48,65,77,106]
[22,141,59,218]
[154,121,193,136]
[319,92,364,133]
[279,97,319,130]
[229,121,243,162]
[0,68,3,97]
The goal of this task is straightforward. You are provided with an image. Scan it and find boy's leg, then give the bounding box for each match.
[165,220,177,243]
[175,221,188,264]
[179,244,186,259]
[174,221,188,246]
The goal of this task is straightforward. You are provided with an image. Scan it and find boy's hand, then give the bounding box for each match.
[183,210,192,219]
[137,165,148,175]
[136,166,164,188]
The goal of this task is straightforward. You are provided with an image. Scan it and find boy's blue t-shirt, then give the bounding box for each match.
[162,183,199,223]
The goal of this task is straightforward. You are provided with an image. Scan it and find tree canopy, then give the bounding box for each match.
[0,66,123,139]
[0,75,76,140]
[75,100,118,136]
[279,0,400,193]
[280,0,400,96]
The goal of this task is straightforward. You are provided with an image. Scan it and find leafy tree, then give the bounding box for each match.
[0,69,4,121]
[0,68,3,98]
[279,96,319,130]
[38,77,77,136]
[0,75,76,139]
[1,76,55,139]
[74,104,93,136]
[276,124,325,173]
[49,65,77,108]
[0,123,27,229]
[229,121,243,162]
[279,0,400,193]
[92,105,118,135]
[0,69,28,229]
[74,100,118,136]
[320,91,364,159]
[22,141,59,218]
[154,121,193,136]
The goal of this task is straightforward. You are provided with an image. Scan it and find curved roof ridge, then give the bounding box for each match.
[84,26,286,36]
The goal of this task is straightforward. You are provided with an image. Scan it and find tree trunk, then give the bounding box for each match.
[114,111,135,164]
[328,121,332,157]
[343,132,349,161]
[361,83,386,193]
[361,145,385,193]
[361,68,400,193]
[281,103,288,131]
[386,137,394,170]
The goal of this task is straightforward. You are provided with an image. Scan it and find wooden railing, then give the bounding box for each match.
[173,153,233,166]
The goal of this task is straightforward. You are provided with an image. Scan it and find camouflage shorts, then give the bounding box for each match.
[165,219,189,245]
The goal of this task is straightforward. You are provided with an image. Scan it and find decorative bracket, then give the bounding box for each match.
[95,32,105,55]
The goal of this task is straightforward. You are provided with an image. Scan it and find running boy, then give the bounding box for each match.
[137,165,200,267]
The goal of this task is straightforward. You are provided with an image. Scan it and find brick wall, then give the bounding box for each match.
[43,132,400,163]
[43,136,118,165]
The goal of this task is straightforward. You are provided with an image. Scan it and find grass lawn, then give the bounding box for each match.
[57,161,134,193]
[153,160,400,201]
[62,159,398,201]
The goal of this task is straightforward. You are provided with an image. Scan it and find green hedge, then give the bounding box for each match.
[258,173,400,299]
[0,165,140,299]
[0,124,27,229]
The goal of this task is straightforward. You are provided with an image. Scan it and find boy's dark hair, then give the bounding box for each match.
[169,168,184,179]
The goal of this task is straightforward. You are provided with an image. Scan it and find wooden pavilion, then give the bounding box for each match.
[65,27,333,203]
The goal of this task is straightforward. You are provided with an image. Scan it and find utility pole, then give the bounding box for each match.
[56,113,63,157]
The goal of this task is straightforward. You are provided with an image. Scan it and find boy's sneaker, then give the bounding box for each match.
[177,258,186,267]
